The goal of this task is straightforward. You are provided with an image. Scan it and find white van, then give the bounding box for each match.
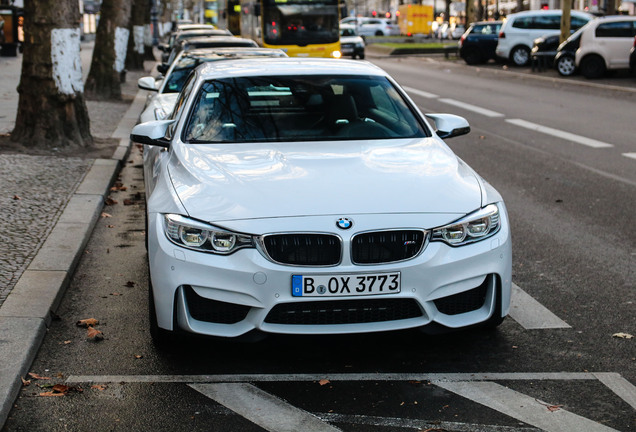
[496,10,593,66]
[575,15,636,79]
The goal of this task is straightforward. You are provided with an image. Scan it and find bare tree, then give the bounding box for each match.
[126,0,147,70]
[85,0,132,100]
[11,0,92,148]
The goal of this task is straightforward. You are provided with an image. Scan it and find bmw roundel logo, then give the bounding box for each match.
[336,217,353,230]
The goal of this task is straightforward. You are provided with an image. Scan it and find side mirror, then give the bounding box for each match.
[137,76,158,91]
[158,43,169,52]
[425,114,470,139]
[130,120,174,148]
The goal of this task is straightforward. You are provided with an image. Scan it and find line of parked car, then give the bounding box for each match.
[458,10,636,79]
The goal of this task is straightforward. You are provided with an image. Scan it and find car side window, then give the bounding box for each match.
[595,21,634,38]
[166,72,197,138]
[571,16,589,30]
[533,15,560,30]
[512,17,532,29]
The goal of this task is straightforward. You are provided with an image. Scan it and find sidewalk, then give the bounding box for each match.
[0,42,151,428]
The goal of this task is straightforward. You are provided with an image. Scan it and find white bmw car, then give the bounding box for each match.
[131,58,512,344]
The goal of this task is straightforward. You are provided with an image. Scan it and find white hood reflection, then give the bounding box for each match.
[168,137,482,222]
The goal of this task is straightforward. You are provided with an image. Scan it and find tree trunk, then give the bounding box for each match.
[126,0,146,70]
[85,0,132,100]
[11,0,92,148]
[465,0,476,29]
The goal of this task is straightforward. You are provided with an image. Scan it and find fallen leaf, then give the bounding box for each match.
[318,379,330,386]
[63,340,72,345]
[13,195,21,200]
[101,212,112,218]
[39,391,65,397]
[612,332,634,339]
[107,224,115,228]
[91,385,107,391]
[21,377,31,386]
[547,404,563,412]
[123,199,135,206]
[76,318,99,327]
[87,327,104,341]
[125,281,135,288]
[28,373,50,380]
[134,355,143,359]
[105,197,118,206]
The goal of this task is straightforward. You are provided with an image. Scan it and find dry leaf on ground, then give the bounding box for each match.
[87,327,104,341]
[76,318,99,327]
[27,373,50,380]
[318,379,330,386]
[612,332,634,339]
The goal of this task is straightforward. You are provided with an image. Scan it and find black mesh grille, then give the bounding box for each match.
[265,298,423,325]
[184,286,251,324]
[434,277,489,315]
[352,230,426,264]
[263,234,341,266]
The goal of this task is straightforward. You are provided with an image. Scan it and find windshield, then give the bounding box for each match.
[184,75,429,143]
[262,0,339,45]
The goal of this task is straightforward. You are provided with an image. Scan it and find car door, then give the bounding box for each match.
[594,20,636,69]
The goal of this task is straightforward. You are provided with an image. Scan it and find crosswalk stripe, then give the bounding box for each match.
[623,152,636,161]
[190,383,342,432]
[593,373,636,410]
[509,284,571,329]
[434,380,619,432]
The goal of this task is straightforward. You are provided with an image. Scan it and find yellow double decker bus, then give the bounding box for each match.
[239,0,340,58]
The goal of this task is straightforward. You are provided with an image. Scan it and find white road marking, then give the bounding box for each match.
[66,372,600,384]
[434,380,619,432]
[593,373,636,410]
[509,284,571,329]
[316,412,539,432]
[506,119,614,148]
[189,382,342,432]
[402,86,439,99]
[439,98,505,117]
[623,152,636,160]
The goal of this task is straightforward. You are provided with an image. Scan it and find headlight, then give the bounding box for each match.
[332,50,342,59]
[163,214,253,254]
[431,204,501,246]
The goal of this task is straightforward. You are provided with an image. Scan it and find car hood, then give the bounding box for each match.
[341,36,364,44]
[167,137,483,222]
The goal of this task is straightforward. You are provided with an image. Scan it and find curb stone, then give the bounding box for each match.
[0,88,147,429]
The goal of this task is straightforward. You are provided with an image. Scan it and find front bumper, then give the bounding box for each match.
[148,210,512,338]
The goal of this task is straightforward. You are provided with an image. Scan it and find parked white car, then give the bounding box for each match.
[340,24,366,59]
[138,47,288,123]
[496,9,593,66]
[575,15,636,79]
[131,58,512,345]
[357,18,400,37]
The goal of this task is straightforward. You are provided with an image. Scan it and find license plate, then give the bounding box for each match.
[292,272,400,297]
[342,47,353,54]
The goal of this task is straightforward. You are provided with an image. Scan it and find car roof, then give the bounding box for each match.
[506,9,593,17]
[195,58,388,80]
[181,36,259,48]
[176,29,233,38]
[178,47,288,61]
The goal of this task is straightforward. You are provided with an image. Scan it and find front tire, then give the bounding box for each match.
[510,45,530,66]
[463,49,483,65]
[556,55,576,76]
[580,55,606,79]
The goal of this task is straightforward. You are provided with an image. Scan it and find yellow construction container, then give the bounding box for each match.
[398,4,434,36]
